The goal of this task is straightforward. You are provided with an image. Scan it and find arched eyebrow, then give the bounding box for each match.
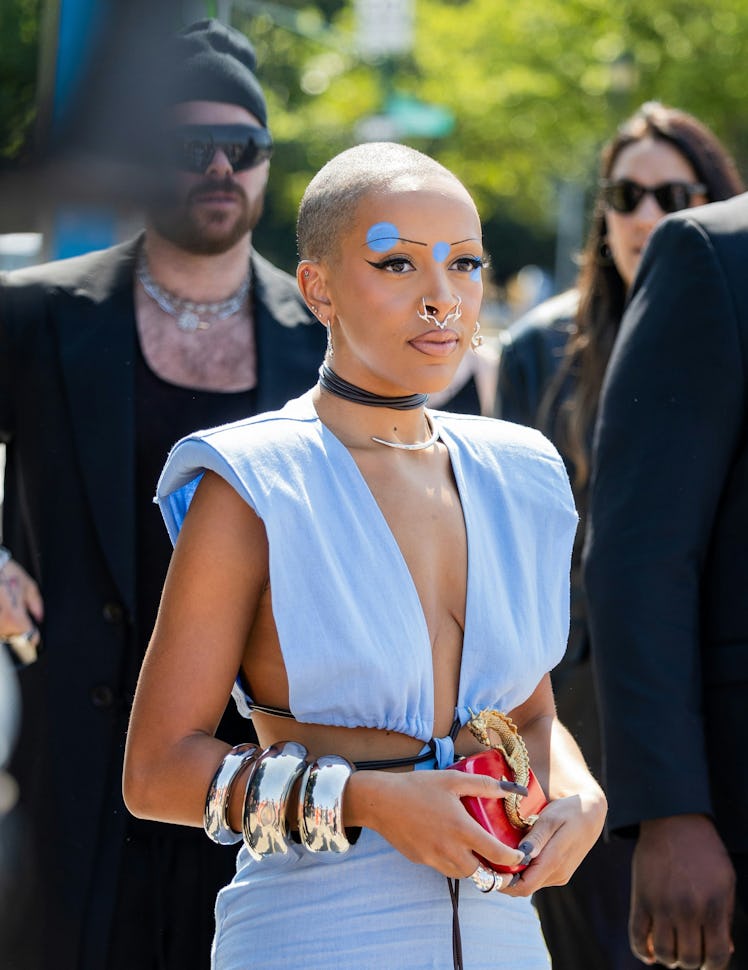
[360,236,427,248]
[361,235,482,249]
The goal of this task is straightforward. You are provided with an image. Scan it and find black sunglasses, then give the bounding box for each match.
[167,124,273,173]
[600,178,707,214]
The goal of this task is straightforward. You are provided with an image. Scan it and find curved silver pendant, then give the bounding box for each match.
[371,420,440,451]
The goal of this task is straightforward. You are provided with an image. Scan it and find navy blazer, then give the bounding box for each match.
[584,194,748,850]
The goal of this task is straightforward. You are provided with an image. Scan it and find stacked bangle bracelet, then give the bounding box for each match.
[204,742,261,845]
[298,754,356,853]
[242,741,309,860]
[205,741,360,860]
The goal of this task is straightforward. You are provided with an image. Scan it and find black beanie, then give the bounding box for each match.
[167,19,268,127]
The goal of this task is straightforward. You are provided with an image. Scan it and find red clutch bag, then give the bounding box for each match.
[447,710,547,874]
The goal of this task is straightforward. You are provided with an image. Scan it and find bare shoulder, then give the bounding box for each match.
[168,470,269,598]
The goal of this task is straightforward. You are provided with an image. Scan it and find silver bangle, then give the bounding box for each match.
[298,754,355,853]
[0,546,11,574]
[242,741,308,860]
[204,742,260,845]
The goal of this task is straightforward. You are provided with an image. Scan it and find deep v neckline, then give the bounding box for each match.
[316,412,474,691]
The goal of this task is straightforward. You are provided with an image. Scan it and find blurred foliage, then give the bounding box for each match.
[3,0,748,280]
[235,0,748,279]
[0,0,41,163]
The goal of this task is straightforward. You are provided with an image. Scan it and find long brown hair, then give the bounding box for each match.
[541,101,744,489]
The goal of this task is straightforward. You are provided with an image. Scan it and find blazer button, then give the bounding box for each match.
[90,684,115,708]
[102,602,124,624]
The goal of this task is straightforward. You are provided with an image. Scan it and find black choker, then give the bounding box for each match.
[318,364,427,410]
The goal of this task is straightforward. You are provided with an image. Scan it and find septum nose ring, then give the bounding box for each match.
[417,295,462,331]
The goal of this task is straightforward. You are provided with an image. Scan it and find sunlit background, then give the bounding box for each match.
[2,0,747,324]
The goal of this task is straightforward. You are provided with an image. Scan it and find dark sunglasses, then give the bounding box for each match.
[600,178,707,214]
[167,124,273,173]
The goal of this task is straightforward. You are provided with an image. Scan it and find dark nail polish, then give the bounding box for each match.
[520,852,533,867]
[500,779,529,796]
[509,872,521,887]
[518,840,533,854]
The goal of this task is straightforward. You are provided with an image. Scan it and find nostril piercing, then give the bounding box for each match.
[417,295,462,330]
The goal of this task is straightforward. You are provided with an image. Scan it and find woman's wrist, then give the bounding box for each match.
[342,768,385,829]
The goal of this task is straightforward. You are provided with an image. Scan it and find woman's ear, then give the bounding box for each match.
[297,260,332,324]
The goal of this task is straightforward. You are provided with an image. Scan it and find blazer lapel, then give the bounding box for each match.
[56,238,140,616]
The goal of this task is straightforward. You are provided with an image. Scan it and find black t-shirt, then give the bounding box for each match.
[134,342,257,663]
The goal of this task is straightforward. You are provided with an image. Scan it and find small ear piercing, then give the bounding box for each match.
[303,269,310,278]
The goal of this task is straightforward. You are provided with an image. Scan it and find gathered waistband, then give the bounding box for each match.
[354,716,461,772]
[249,700,462,771]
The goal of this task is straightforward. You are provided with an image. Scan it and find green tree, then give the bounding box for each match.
[4,1,748,281]
[0,0,41,163]
[237,0,748,278]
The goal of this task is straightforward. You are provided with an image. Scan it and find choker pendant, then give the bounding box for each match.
[371,415,440,451]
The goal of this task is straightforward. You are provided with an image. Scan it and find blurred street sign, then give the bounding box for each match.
[355,0,414,59]
[387,94,454,138]
[355,114,400,142]
[356,94,455,141]
[356,94,454,142]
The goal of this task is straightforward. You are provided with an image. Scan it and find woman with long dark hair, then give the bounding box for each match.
[498,100,744,970]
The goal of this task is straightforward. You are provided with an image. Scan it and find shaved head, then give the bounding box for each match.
[297,142,470,263]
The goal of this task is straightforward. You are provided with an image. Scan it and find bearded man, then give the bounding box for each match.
[0,20,325,970]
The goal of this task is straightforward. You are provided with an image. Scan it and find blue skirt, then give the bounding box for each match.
[212,828,550,969]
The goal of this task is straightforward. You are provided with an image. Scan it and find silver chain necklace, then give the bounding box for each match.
[136,249,250,333]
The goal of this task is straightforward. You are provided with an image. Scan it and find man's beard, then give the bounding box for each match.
[147,175,264,255]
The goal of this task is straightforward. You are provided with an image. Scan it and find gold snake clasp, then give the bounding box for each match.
[466,708,536,829]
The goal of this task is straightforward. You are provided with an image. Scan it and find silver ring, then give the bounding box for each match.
[2,628,39,665]
[470,864,497,893]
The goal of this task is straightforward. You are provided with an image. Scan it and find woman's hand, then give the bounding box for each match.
[500,783,607,896]
[346,767,529,877]
[497,675,607,895]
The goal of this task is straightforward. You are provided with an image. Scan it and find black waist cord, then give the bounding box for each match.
[448,877,464,970]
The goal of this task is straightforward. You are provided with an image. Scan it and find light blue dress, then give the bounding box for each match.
[157,390,578,970]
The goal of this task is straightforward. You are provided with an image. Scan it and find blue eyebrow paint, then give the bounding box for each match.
[366,222,400,252]
[432,241,450,263]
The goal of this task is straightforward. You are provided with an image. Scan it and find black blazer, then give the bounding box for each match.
[496,290,609,774]
[0,236,327,968]
[584,194,748,850]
